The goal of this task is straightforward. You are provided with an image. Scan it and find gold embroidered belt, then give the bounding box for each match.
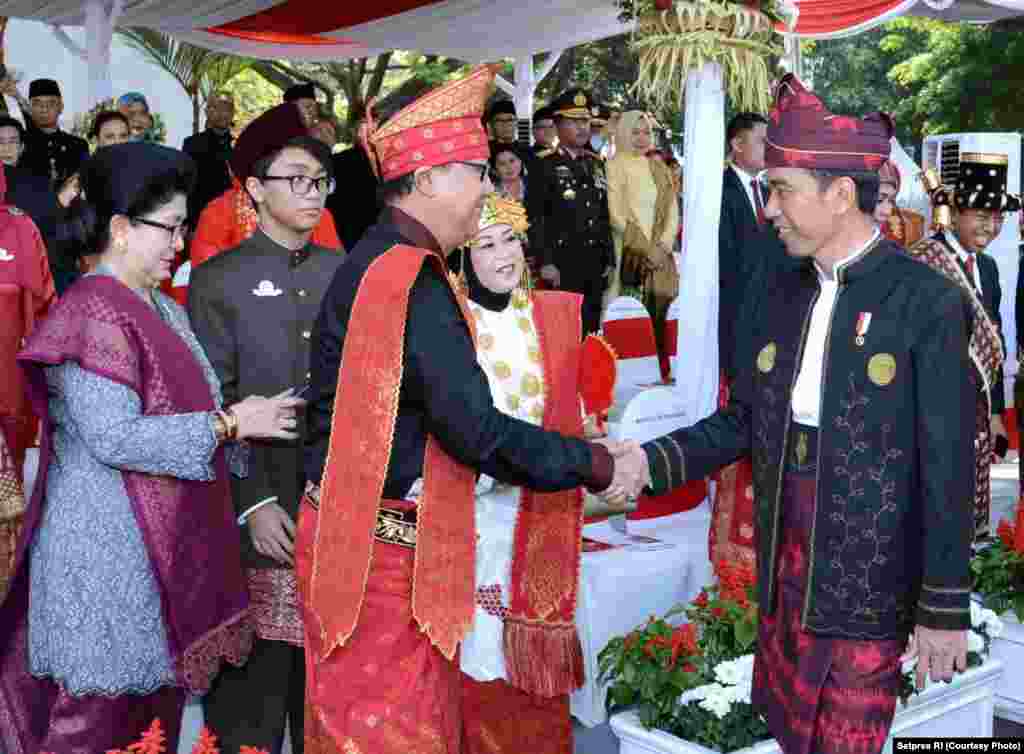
[303,484,417,549]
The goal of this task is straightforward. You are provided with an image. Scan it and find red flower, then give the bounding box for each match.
[999,519,1015,549]
[693,590,709,608]
[190,728,220,754]
[668,623,699,669]
[711,607,725,618]
[127,720,165,754]
[682,663,697,673]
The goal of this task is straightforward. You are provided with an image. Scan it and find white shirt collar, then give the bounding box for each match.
[812,229,881,282]
[730,163,756,185]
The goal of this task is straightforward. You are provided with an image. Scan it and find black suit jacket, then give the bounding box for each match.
[976,250,1006,415]
[188,231,345,569]
[182,129,233,230]
[719,166,792,379]
[326,145,379,251]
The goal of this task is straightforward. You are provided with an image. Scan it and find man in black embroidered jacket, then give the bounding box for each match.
[628,76,975,754]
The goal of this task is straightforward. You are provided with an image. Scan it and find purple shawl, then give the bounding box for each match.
[0,275,251,753]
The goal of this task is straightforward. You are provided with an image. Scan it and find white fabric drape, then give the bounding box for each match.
[0,0,280,30]
[673,62,723,425]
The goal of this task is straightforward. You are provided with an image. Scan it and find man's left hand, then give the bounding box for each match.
[904,625,967,690]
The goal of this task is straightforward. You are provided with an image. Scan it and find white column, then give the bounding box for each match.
[673,62,724,423]
[84,0,123,106]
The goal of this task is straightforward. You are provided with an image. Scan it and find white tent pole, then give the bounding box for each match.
[494,75,516,98]
[84,0,123,106]
[673,62,724,423]
[49,26,87,60]
[536,48,565,82]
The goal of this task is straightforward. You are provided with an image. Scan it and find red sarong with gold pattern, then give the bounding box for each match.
[709,372,756,569]
[753,429,904,754]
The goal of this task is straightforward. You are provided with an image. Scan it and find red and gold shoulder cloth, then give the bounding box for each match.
[307,245,477,662]
[503,291,586,697]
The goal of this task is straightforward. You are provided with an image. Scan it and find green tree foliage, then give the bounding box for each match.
[116,29,252,134]
[803,18,1024,158]
[887,18,1024,138]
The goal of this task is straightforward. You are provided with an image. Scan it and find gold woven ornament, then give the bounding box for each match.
[476,193,530,239]
[631,0,784,113]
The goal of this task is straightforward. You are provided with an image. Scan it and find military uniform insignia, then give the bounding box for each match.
[563,188,576,200]
[574,93,587,107]
[855,312,872,347]
[867,353,897,386]
[0,248,13,261]
[757,342,776,373]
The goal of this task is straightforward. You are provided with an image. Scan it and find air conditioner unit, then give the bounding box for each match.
[922,132,1022,387]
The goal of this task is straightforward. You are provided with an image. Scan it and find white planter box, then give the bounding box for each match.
[610,659,1003,754]
[989,610,1024,724]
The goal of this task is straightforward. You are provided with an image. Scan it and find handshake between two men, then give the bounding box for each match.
[594,440,651,510]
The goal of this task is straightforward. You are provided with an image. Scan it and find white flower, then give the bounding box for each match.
[971,601,984,628]
[679,683,719,706]
[986,612,1004,639]
[713,655,755,687]
[698,687,734,720]
[968,630,985,654]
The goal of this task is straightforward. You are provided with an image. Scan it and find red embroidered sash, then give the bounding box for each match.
[308,245,477,663]
[503,292,586,697]
[907,237,1003,538]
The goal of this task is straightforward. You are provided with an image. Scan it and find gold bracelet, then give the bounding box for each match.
[224,407,239,441]
[212,411,229,444]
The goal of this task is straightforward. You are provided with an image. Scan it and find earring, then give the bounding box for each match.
[512,257,533,309]
[114,235,127,253]
[449,247,469,297]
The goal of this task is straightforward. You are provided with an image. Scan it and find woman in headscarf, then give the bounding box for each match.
[0,142,304,754]
[605,110,680,359]
[456,193,615,754]
[877,159,925,247]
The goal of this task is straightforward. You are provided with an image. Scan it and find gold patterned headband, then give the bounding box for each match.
[476,193,530,238]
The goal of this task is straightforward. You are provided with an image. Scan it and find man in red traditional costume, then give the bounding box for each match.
[908,154,1019,540]
[297,65,647,754]
[623,75,975,754]
[0,163,56,600]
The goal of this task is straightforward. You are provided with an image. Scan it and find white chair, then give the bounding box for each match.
[601,296,662,408]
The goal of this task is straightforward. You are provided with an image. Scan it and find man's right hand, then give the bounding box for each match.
[248,502,296,566]
[540,264,561,287]
[596,440,651,507]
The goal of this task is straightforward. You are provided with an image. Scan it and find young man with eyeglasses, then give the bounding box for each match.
[189,103,341,270]
[187,111,343,754]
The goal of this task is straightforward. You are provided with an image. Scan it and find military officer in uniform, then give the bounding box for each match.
[11,79,88,191]
[187,107,343,754]
[526,88,614,335]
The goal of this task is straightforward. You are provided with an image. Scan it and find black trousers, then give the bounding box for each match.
[203,638,305,754]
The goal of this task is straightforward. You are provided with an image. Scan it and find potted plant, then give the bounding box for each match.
[604,562,1003,754]
[973,503,1024,722]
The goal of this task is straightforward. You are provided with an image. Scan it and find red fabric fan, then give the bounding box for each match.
[579,334,617,420]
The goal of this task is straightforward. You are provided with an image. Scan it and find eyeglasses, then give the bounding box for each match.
[452,161,490,183]
[260,174,336,196]
[131,217,188,243]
